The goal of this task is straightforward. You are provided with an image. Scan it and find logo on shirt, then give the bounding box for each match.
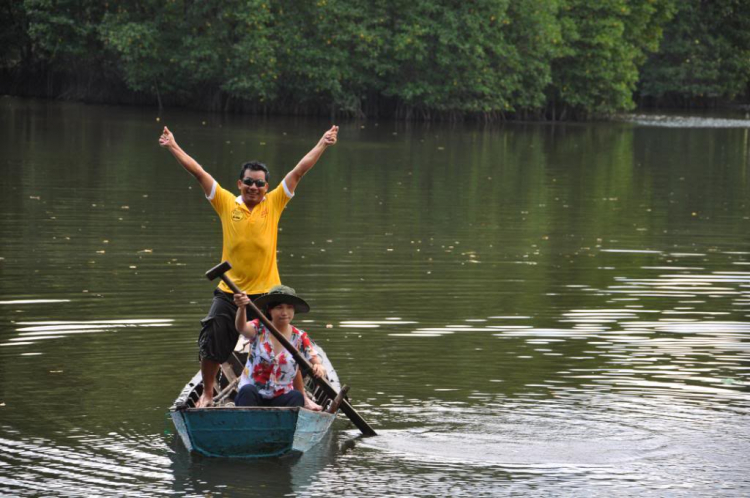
[231,208,244,221]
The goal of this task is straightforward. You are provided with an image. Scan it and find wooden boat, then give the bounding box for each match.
[170,344,342,458]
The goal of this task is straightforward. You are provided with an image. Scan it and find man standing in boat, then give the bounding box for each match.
[159,125,338,408]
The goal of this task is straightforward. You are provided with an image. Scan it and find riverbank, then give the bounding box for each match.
[3,84,749,124]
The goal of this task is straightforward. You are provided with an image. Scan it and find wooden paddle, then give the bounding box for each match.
[206,261,377,437]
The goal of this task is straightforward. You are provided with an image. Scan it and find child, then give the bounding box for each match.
[233,285,327,410]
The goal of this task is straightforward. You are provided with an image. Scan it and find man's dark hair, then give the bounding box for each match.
[239,161,270,182]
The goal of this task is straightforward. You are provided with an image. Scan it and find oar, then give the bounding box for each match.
[206,261,377,437]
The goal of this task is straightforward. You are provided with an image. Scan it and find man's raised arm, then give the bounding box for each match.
[159,126,215,197]
[283,125,338,194]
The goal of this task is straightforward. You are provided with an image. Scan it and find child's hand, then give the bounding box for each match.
[311,363,327,379]
[233,292,250,307]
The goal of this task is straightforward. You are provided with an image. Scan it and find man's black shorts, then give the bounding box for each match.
[198,289,261,363]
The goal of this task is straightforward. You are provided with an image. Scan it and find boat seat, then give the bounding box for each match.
[211,351,246,403]
[223,351,245,379]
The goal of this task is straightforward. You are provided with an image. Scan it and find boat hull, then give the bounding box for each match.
[170,406,335,458]
[170,345,341,458]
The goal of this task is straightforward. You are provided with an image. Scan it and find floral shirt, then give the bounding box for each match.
[237,319,319,399]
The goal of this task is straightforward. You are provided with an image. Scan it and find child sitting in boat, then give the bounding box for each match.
[233,285,327,410]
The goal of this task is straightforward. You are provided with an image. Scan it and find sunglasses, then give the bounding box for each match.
[242,178,267,188]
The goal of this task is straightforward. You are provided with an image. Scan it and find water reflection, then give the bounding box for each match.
[1,98,749,495]
[1,319,174,348]
[624,114,750,128]
[384,253,750,412]
[0,429,172,495]
[342,391,750,495]
[0,299,70,305]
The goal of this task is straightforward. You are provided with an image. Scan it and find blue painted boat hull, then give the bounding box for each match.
[170,406,335,458]
[169,345,340,458]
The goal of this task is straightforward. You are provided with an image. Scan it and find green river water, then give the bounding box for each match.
[1,97,749,496]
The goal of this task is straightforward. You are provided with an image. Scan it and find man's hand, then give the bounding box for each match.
[284,125,339,194]
[159,125,215,197]
[320,125,338,148]
[159,126,176,149]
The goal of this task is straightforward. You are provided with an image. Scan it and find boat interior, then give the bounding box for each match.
[176,347,340,412]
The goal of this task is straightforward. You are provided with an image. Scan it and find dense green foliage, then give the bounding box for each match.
[550,0,675,118]
[639,0,750,105]
[1,0,747,119]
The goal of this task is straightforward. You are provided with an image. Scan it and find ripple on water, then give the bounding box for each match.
[0,319,174,349]
[0,429,173,496]
[351,396,750,495]
[367,399,670,462]
[623,114,750,128]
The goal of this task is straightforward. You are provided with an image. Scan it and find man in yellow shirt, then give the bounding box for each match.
[159,125,338,407]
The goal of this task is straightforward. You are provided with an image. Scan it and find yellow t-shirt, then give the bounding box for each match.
[208,180,292,295]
